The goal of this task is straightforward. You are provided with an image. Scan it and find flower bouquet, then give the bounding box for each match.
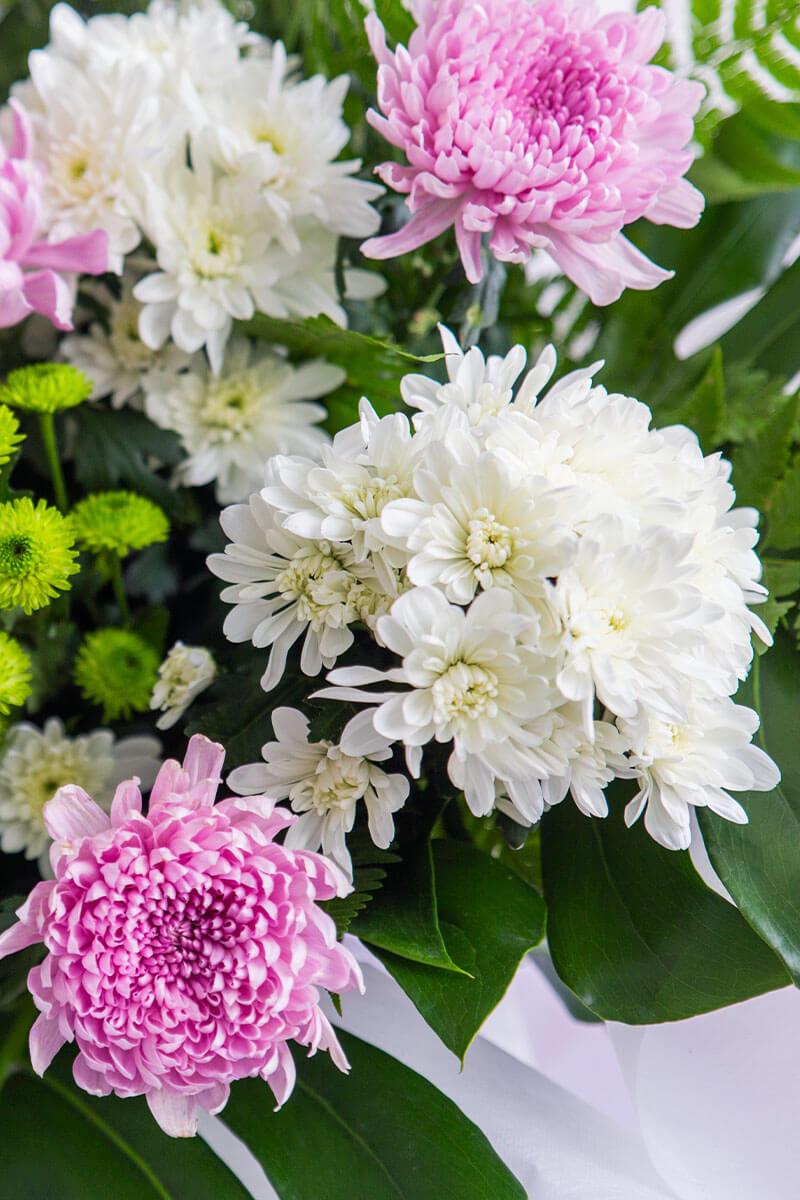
[0,0,799,1194]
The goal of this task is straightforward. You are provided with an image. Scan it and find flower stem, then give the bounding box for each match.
[107,553,131,624]
[38,413,68,512]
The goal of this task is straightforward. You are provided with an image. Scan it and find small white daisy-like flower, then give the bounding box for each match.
[207,488,390,692]
[61,276,189,408]
[0,718,161,866]
[317,586,564,818]
[263,400,424,591]
[150,642,216,731]
[381,427,576,605]
[143,336,339,503]
[228,706,409,876]
[619,695,780,851]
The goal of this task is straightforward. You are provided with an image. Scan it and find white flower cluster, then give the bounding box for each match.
[24,0,382,368]
[150,641,217,730]
[0,718,161,868]
[210,327,780,852]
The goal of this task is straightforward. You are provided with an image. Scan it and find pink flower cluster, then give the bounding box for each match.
[1,102,106,330]
[0,735,361,1137]
[362,0,705,304]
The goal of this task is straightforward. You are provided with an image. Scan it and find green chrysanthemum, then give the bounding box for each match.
[0,632,32,715]
[73,628,159,721]
[0,498,79,614]
[70,491,170,556]
[0,404,23,468]
[0,364,92,414]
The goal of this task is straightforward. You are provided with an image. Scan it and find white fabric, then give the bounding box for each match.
[201,944,799,1199]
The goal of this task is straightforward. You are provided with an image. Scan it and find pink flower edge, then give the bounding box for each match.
[0,734,362,1137]
[361,0,705,304]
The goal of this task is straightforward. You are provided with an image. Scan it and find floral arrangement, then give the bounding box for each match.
[0,0,798,1192]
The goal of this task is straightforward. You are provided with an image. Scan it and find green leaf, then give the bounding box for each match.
[185,666,308,772]
[765,459,800,551]
[541,788,790,1023]
[350,839,466,973]
[719,258,800,376]
[0,897,43,1012]
[763,557,800,597]
[372,0,415,44]
[241,315,441,414]
[223,1031,525,1200]
[70,407,197,524]
[699,634,800,982]
[320,837,400,938]
[369,841,546,1060]
[669,345,725,449]
[732,394,798,509]
[0,1053,250,1200]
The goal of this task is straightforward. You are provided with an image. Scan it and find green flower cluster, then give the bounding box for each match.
[0,632,32,715]
[0,364,92,414]
[0,404,23,469]
[73,628,160,721]
[71,491,170,557]
[0,498,79,614]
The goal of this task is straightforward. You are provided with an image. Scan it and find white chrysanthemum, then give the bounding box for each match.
[401,325,557,435]
[40,0,258,120]
[143,336,338,503]
[207,489,389,691]
[204,45,382,248]
[150,641,216,730]
[551,517,726,733]
[263,400,424,590]
[381,428,575,605]
[228,706,409,875]
[22,49,162,271]
[619,695,780,851]
[317,587,564,817]
[61,276,189,408]
[0,718,161,865]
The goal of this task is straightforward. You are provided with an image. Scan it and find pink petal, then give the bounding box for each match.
[30,1012,68,1076]
[544,231,673,306]
[23,229,108,276]
[0,882,53,960]
[20,269,74,330]
[110,779,143,826]
[44,785,110,844]
[147,1088,201,1137]
[361,199,460,261]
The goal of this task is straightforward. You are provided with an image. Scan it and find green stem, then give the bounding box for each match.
[106,553,130,625]
[38,413,68,512]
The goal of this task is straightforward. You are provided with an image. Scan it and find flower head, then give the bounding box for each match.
[0,404,23,467]
[0,718,161,863]
[143,336,339,504]
[228,706,409,875]
[0,497,79,613]
[73,628,159,721]
[70,491,169,557]
[620,695,780,850]
[0,632,32,714]
[0,363,92,414]
[0,101,107,331]
[0,734,361,1136]
[150,642,216,730]
[362,0,704,303]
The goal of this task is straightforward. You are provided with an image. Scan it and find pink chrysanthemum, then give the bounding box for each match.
[0,734,361,1137]
[1,101,107,330]
[362,0,705,304]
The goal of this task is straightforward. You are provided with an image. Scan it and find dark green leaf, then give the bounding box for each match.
[320,838,399,938]
[732,394,798,509]
[541,788,789,1023]
[351,839,466,972]
[719,258,800,377]
[765,459,800,551]
[699,634,800,983]
[241,315,441,412]
[70,407,197,524]
[669,345,725,449]
[372,0,415,44]
[185,667,308,772]
[369,841,545,1059]
[223,1031,525,1200]
[0,1053,249,1200]
[0,897,43,1012]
